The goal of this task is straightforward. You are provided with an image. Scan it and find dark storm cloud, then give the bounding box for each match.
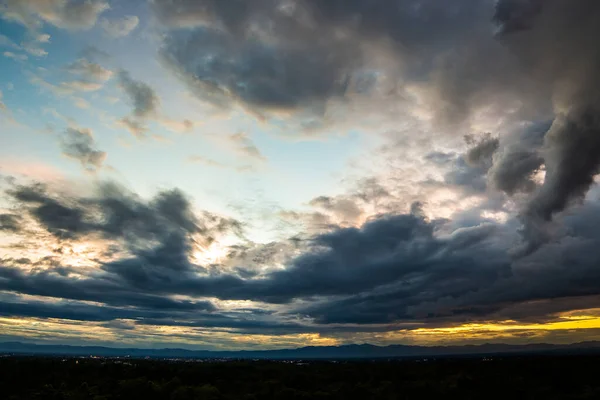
[302,0,526,125]
[0,181,244,326]
[0,298,213,322]
[0,294,317,335]
[60,127,107,172]
[6,177,600,331]
[5,181,240,246]
[153,0,489,55]
[493,0,600,250]
[155,0,500,117]
[223,203,600,325]
[489,121,549,195]
[1,184,509,310]
[241,215,506,304]
[520,112,600,252]
[8,183,91,240]
[160,27,356,111]
[490,149,543,195]
[0,263,215,312]
[300,210,600,325]
[0,202,506,325]
[493,0,544,35]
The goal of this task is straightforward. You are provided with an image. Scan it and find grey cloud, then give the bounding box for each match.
[9,183,90,240]
[304,0,514,123]
[490,149,544,195]
[425,151,457,166]
[444,158,488,195]
[153,0,488,56]
[160,27,356,112]
[0,181,245,317]
[66,58,113,82]
[154,0,600,241]
[81,45,110,61]
[5,181,241,246]
[116,70,161,138]
[100,15,139,38]
[1,0,109,31]
[281,177,393,233]
[104,213,503,306]
[352,178,391,205]
[519,111,600,253]
[6,179,600,332]
[493,0,544,35]
[0,297,214,322]
[2,205,502,309]
[0,290,316,335]
[0,213,21,232]
[465,134,499,167]
[299,211,600,325]
[489,121,549,195]
[51,0,109,29]
[117,70,160,118]
[492,0,600,250]
[60,127,106,172]
[153,0,526,127]
[0,265,217,313]
[440,134,500,195]
[439,131,543,198]
[150,0,263,29]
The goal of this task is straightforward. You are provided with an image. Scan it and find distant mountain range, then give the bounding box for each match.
[2,341,600,359]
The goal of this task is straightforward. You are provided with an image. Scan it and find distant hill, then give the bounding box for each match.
[2,341,600,359]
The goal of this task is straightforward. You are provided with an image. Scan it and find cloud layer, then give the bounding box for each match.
[3,176,600,343]
[3,0,600,349]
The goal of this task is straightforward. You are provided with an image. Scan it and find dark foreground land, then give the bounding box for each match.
[1,355,599,400]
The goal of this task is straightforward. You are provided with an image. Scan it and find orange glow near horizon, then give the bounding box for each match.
[2,312,600,350]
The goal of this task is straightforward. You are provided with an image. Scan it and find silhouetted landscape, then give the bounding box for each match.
[2,341,600,359]
[2,355,600,399]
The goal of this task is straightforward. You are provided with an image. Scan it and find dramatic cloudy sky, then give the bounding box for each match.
[1,0,600,350]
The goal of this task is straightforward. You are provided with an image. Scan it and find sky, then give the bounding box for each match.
[1,0,600,351]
